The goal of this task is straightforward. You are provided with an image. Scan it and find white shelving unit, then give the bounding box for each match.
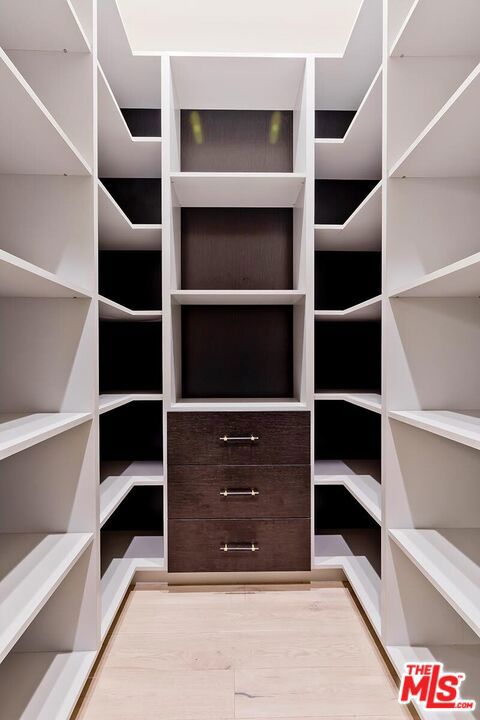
[0,412,93,461]
[99,394,163,415]
[98,181,162,250]
[314,295,381,321]
[99,295,162,321]
[314,181,381,251]
[314,459,381,523]
[100,461,164,527]
[314,393,381,414]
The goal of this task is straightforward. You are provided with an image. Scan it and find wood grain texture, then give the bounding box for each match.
[74,586,413,720]
[181,306,294,399]
[168,518,311,572]
[167,412,310,466]
[181,110,293,172]
[181,208,293,291]
[168,465,310,519]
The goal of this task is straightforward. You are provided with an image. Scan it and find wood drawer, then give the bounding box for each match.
[168,518,310,572]
[167,411,310,466]
[168,465,310,519]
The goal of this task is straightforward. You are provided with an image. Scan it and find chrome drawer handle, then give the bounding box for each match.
[219,435,259,442]
[220,488,260,497]
[220,542,259,552]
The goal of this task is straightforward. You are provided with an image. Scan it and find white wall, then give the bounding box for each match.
[116,0,362,54]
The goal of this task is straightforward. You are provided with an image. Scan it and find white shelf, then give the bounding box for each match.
[0,412,92,461]
[101,533,165,639]
[314,459,381,524]
[99,394,163,415]
[315,295,381,321]
[171,399,307,412]
[98,64,162,179]
[315,393,382,414]
[390,61,480,178]
[100,461,164,527]
[391,252,480,298]
[390,0,480,58]
[170,173,306,208]
[0,650,97,720]
[0,532,93,663]
[171,290,305,306]
[98,181,162,251]
[314,181,381,251]
[99,295,162,321]
[0,249,91,299]
[314,530,381,635]
[389,529,480,637]
[315,67,382,180]
[0,0,91,53]
[389,409,480,451]
[0,48,91,175]
[386,645,480,720]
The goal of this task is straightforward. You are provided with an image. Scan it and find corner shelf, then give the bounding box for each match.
[100,533,165,640]
[100,461,164,527]
[99,295,162,321]
[0,249,92,299]
[171,290,305,306]
[0,412,93,461]
[99,394,163,415]
[0,532,93,663]
[0,0,91,53]
[390,0,480,58]
[389,528,480,637]
[98,181,162,251]
[390,61,480,178]
[314,530,381,635]
[314,295,381,321]
[315,393,382,414]
[314,459,381,524]
[314,181,381,251]
[170,173,306,208]
[0,48,92,175]
[390,252,480,298]
[98,64,162,179]
[389,409,480,451]
[315,67,382,180]
[0,650,97,720]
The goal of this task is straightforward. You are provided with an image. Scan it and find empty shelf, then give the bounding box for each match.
[100,461,164,527]
[170,172,305,208]
[391,252,480,298]
[99,295,162,321]
[98,64,162,178]
[0,532,93,662]
[0,0,91,53]
[390,0,480,57]
[101,533,165,639]
[314,530,381,635]
[0,249,91,298]
[314,181,381,251]
[315,393,382,414]
[0,412,93,461]
[390,61,480,178]
[389,528,480,637]
[315,295,381,321]
[389,410,480,451]
[171,399,307,412]
[98,181,162,251]
[172,290,305,306]
[0,650,96,720]
[315,68,382,180]
[99,394,163,414]
[0,48,91,175]
[315,459,381,524]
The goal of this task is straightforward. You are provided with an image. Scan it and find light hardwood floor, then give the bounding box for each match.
[73,583,414,720]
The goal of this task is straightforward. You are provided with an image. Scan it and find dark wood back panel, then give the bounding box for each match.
[99,321,163,393]
[168,411,310,466]
[101,179,161,224]
[181,208,293,290]
[99,251,162,309]
[100,402,163,461]
[120,108,162,137]
[181,110,293,172]
[315,320,381,392]
[315,180,378,225]
[315,251,381,310]
[181,306,294,399]
[315,110,356,139]
[315,401,380,459]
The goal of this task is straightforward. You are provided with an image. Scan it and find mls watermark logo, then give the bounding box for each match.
[399,663,476,712]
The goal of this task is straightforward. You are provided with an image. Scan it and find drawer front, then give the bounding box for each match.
[169,465,310,519]
[168,518,310,572]
[168,411,310,466]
